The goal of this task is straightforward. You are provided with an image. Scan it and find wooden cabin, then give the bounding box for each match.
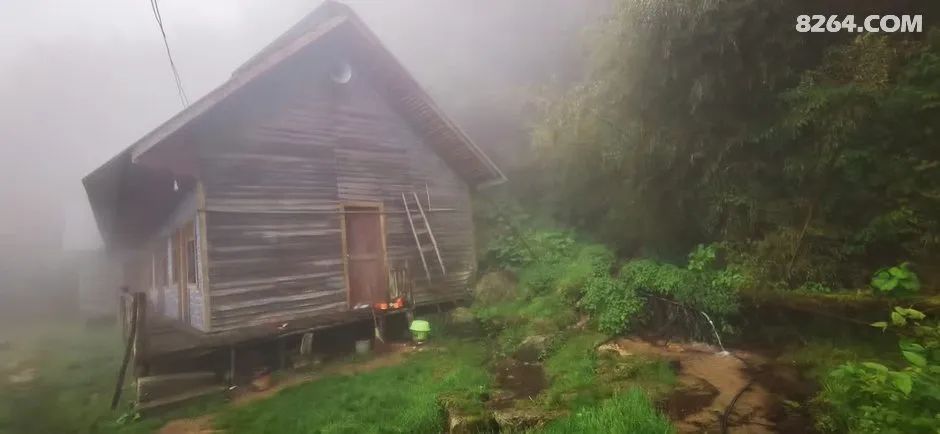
[83,1,505,369]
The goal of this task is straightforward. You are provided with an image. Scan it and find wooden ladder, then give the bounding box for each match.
[401,191,446,283]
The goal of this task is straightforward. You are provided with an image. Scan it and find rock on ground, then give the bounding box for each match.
[514,335,551,362]
[473,271,518,305]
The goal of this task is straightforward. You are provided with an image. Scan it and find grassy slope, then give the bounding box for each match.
[215,339,490,434]
[0,323,220,434]
[473,236,679,433]
[538,389,674,434]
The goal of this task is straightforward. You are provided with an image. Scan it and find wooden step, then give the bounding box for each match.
[137,384,228,415]
[137,371,219,404]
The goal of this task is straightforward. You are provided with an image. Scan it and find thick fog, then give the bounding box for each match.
[0,0,602,251]
[0,1,604,314]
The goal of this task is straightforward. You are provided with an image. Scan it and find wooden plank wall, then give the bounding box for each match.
[198,50,475,332]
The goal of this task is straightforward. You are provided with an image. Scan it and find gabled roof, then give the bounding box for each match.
[90,0,505,188]
[85,0,506,248]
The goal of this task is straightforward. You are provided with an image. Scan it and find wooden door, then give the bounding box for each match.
[343,205,388,308]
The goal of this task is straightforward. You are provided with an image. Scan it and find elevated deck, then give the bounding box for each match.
[125,294,458,361]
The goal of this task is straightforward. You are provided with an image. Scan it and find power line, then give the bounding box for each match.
[149,0,189,107]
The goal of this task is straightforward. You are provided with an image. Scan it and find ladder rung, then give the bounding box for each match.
[420,245,435,253]
[414,228,428,235]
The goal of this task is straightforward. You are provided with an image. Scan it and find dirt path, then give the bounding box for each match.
[600,338,813,434]
[158,344,414,434]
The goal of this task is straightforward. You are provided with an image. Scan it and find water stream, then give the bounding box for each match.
[700,311,729,355]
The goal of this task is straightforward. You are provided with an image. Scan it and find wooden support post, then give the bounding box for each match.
[378,314,387,343]
[110,292,141,410]
[134,293,148,376]
[277,338,286,370]
[228,346,236,386]
[300,332,314,356]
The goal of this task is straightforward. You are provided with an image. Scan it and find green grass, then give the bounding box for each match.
[474,293,578,356]
[783,337,901,382]
[0,322,221,434]
[539,333,677,411]
[215,338,490,434]
[540,332,606,409]
[536,389,675,434]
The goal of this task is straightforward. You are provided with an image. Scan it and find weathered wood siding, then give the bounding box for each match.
[198,47,475,332]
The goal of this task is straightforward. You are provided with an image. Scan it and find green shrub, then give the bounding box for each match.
[519,261,566,296]
[485,229,577,270]
[815,308,940,434]
[870,262,920,294]
[579,274,644,335]
[619,259,740,317]
[557,244,616,299]
[687,244,717,272]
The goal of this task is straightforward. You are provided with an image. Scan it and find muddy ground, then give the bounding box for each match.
[601,338,816,434]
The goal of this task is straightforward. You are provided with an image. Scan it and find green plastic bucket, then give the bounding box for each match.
[409,320,431,342]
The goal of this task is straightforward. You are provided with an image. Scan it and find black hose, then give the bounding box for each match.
[721,379,755,434]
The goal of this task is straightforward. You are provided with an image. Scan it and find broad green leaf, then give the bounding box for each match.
[872,273,892,290]
[888,266,904,277]
[862,362,890,372]
[870,321,889,330]
[905,308,926,320]
[900,276,921,291]
[891,372,912,395]
[902,351,927,367]
[899,341,925,352]
[891,311,907,326]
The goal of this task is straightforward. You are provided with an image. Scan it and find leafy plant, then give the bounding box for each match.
[578,274,644,335]
[870,262,921,294]
[687,244,717,272]
[619,259,740,317]
[556,244,616,299]
[815,308,940,433]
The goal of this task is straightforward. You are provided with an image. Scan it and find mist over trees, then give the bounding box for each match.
[501,0,940,291]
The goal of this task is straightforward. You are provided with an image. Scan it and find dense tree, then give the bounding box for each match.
[521,0,940,289]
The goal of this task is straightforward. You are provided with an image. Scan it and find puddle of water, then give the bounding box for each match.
[488,358,546,409]
[659,378,719,420]
[745,361,818,434]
